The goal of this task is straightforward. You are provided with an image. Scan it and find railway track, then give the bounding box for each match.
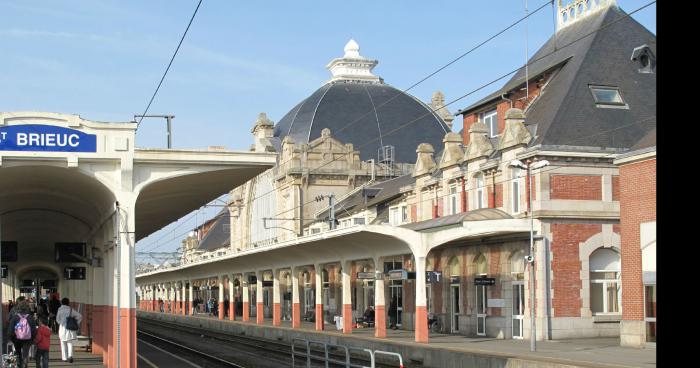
[138,329,247,368]
[137,317,411,367]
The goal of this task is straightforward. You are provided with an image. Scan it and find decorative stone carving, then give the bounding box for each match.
[464,122,493,161]
[497,108,532,151]
[252,112,276,152]
[413,143,437,177]
[431,91,454,129]
[439,132,464,169]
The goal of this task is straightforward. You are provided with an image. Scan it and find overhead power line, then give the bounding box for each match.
[136,0,203,128]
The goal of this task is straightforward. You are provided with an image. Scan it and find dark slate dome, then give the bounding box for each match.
[273,40,450,164]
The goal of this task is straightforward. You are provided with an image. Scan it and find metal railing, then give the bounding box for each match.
[292,338,403,368]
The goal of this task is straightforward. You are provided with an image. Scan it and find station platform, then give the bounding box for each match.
[138,311,655,368]
[5,333,105,367]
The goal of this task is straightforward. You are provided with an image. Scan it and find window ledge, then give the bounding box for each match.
[593,314,622,323]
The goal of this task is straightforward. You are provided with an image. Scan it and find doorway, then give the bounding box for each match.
[476,284,487,336]
[450,284,460,333]
[389,282,403,327]
[512,281,525,339]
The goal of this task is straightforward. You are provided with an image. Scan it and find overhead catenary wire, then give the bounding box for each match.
[136,0,203,128]
[138,1,655,253]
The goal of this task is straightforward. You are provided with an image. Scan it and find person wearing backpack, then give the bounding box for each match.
[55,298,82,363]
[6,300,38,368]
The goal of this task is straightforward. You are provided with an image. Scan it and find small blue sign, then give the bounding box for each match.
[0,124,97,152]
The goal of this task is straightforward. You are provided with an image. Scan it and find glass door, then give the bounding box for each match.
[450,284,460,333]
[389,282,403,327]
[645,285,656,343]
[512,281,525,339]
[476,284,487,336]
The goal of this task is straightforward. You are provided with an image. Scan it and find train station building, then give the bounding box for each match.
[136,0,655,353]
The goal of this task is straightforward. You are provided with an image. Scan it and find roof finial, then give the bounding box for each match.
[344,39,360,58]
[326,39,381,84]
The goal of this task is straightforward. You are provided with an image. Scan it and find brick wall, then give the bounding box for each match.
[550,175,602,200]
[495,183,503,208]
[550,223,602,317]
[612,175,620,201]
[620,158,656,321]
[462,114,477,145]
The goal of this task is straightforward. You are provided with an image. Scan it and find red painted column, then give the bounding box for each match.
[229,299,235,321]
[315,304,324,330]
[256,303,264,324]
[273,303,281,326]
[120,307,137,367]
[219,302,224,320]
[415,306,429,343]
[343,304,353,334]
[292,303,301,328]
[375,305,386,338]
[189,301,193,315]
[243,302,250,321]
[461,178,467,212]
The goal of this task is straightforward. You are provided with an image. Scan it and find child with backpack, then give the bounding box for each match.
[33,317,51,368]
[6,300,38,368]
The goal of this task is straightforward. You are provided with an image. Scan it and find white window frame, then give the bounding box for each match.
[480,109,498,137]
[475,174,485,209]
[401,205,408,223]
[589,85,628,109]
[449,184,459,215]
[590,270,621,315]
[511,168,521,214]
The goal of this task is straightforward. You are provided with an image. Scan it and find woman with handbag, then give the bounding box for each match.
[55,298,82,363]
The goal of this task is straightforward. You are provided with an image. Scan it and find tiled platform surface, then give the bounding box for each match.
[3,333,105,367]
[140,311,656,368]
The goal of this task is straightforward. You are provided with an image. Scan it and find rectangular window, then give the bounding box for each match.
[449,185,458,215]
[590,85,627,107]
[353,218,365,225]
[389,207,399,226]
[480,109,498,137]
[401,206,408,222]
[512,168,521,214]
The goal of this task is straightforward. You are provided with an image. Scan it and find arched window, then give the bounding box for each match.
[511,250,525,280]
[590,248,621,314]
[475,254,488,276]
[448,257,460,277]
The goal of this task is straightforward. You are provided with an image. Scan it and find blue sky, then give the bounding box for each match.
[0,0,655,256]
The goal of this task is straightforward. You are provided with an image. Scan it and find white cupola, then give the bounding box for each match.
[325,39,382,84]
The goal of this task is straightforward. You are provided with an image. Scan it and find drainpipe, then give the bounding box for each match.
[501,94,513,108]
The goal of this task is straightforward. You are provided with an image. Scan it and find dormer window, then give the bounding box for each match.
[590,85,628,109]
[479,109,498,137]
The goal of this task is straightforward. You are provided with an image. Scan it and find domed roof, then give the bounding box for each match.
[274,40,450,163]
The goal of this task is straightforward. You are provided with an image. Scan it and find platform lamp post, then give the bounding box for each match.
[509,158,549,352]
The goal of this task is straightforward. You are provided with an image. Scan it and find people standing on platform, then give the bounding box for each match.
[207,297,214,316]
[48,294,61,334]
[7,300,38,368]
[224,298,229,318]
[388,296,398,330]
[158,298,164,313]
[33,317,51,368]
[56,298,83,363]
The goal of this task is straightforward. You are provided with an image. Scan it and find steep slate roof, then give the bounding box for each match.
[274,82,450,163]
[196,208,230,251]
[457,5,656,150]
[401,208,513,231]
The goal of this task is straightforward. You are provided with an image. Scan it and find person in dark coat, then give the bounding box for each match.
[48,294,61,333]
[388,296,398,330]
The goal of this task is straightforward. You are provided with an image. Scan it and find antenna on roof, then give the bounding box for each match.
[525,0,530,103]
